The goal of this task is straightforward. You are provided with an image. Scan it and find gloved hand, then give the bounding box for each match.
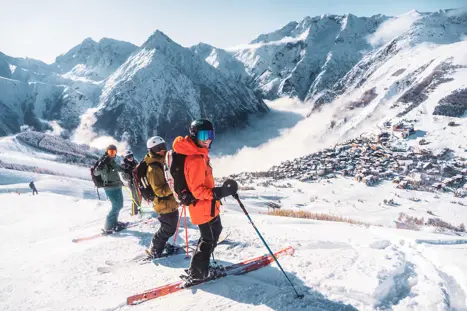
[97,155,111,169]
[222,179,238,197]
[212,179,238,200]
[212,187,224,200]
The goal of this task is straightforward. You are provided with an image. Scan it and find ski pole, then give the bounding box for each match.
[183,205,189,258]
[172,206,184,245]
[233,193,304,299]
[123,186,141,212]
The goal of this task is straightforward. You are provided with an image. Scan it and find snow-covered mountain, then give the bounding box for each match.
[228,13,389,100]
[0,46,104,136]
[190,43,251,83]
[1,8,466,151]
[0,33,268,148]
[90,31,268,147]
[318,9,467,109]
[304,8,467,145]
[55,37,138,81]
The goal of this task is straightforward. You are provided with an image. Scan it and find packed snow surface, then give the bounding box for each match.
[1,135,466,311]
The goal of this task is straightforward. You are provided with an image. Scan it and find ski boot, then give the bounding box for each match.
[180,266,225,287]
[164,243,180,255]
[113,221,129,232]
[101,229,113,235]
[144,248,164,260]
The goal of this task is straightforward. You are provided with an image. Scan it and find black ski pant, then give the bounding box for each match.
[32,188,38,195]
[150,210,179,255]
[189,215,223,279]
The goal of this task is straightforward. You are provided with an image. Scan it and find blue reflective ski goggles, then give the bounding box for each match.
[197,130,215,141]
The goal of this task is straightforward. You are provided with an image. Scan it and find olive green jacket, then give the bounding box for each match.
[144,153,179,214]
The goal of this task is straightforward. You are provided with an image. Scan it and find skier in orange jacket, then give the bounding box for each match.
[172,119,226,281]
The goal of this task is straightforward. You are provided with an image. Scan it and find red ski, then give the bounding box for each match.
[71,218,156,243]
[127,246,295,305]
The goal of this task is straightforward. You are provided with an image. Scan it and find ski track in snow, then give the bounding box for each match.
[1,144,467,310]
[1,173,467,311]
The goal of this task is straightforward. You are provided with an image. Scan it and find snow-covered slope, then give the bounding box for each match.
[0,76,96,136]
[320,9,467,108]
[230,13,388,100]
[0,47,102,136]
[1,147,467,310]
[55,37,138,81]
[301,9,467,154]
[191,43,251,83]
[88,31,268,147]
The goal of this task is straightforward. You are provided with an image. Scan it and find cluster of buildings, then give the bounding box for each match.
[229,128,467,198]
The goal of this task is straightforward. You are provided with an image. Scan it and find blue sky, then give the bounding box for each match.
[1,0,465,63]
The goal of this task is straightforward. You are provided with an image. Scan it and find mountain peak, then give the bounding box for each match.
[190,42,218,58]
[80,37,98,46]
[250,21,299,44]
[143,30,178,49]
[193,42,215,50]
[54,36,138,80]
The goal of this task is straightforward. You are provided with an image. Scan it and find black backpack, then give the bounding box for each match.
[90,161,105,188]
[164,150,196,206]
[132,160,163,202]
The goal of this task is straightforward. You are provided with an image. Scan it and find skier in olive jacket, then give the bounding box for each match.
[93,144,127,233]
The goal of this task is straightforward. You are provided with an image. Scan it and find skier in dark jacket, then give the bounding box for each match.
[29,181,38,195]
[93,144,127,233]
[121,150,138,176]
[120,150,141,215]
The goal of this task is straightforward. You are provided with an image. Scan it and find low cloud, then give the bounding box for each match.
[212,98,340,177]
[45,121,64,136]
[368,11,422,47]
[72,107,128,152]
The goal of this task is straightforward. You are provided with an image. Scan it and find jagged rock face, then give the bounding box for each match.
[93,31,268,147]
[55,38,138,81]
[232,14,388,100]
[0,77,35,135]
[0,59,11,79]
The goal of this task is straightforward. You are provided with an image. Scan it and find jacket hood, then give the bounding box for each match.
[172,136,209,156]
[144,152,164,165]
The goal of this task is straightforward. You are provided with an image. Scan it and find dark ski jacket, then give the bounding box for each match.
[93,155,123,189]
[120,158,138,183]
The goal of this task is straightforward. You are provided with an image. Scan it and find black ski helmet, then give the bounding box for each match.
[189,119,214,142]
[106,144,117,151]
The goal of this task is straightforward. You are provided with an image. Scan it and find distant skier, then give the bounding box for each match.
[173,119,232,282]
[93,144,127,234]
[144,136,180,258]
[29,181,38,195]
[120,150,141,215]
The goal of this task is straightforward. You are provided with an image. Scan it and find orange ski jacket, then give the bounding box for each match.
[172,136,220,225]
